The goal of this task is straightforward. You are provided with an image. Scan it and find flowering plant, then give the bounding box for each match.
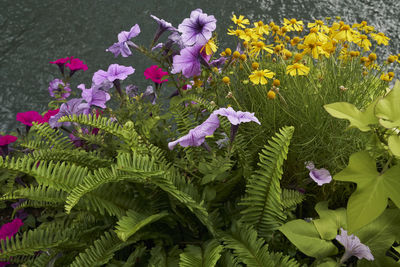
[0,9,399,267]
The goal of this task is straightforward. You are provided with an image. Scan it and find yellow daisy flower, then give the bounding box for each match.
[286,63,310,76]
[307,20,330,33]
[232,15,250,28]
[283,18,304,32]
[353,34,371,51]
[370,32,390,45]
[249,41,274,57]
[249,69,275,85]
[201,37,218,55]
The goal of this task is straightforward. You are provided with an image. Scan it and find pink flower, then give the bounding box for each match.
[0,218,23,241]
[42,109,60,123]
[144,65,169,84]
[16,111,43,126]
[49,56,73,66]
[65,58,88,71]
[0,135,18,146]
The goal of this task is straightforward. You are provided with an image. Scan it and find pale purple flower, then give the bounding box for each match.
[213,107,261,125]
[125,85,139,98]
[92,64,135,85]
[48,78,71,100]
[168,114,220,150]
[151,43,164,51]
[305,161,332,186]
[336,228,374,263]
[172,44,203,78]
[143,85,157,105]
[210,57,226,69]
[106,24,140,57]
[168,32,186,49]
[49,98,90,128]
[78,84,111,109]
[178,9,217,46]
[151,15,177,44]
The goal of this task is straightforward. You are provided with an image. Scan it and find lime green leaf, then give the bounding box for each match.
[375,80,400,129]
[312,201,347,240]
[279,219,338,258]
[323,99,378,132]
[315,258,338,267]
[388,135,400,158]
[334,151,400,232]
[355,209,400,266]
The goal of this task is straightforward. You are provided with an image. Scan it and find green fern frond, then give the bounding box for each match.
[147,243,167,267]
[281,189,305,209]
[122,243,147,267]
[1,185,67,203]
[177,95,218,113]
[115,210,168,241]
[29,149,113,169]
[239,126,294,239]
[170,103,197,135]
[58,114,125,140]
[31,122,75,150]
[179,239,223,267]
[0,156,37,176]
[221,223,299,267]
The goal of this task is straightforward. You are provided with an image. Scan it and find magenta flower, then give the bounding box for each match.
[49,56,72,66]
[48,78,71,100]
[172,44,204,78]
[107,24,140,58]
[336,228,374,263]
[305,161,332,186]
[178,9,217,46]
[0,218,23,241]
[78,84,111,109]
[144,65,168,84]
[0,135,18,146]
[168,113,220,150]
[65,57,88,71]
[49,98,90,128]
[16,111,43,126]
[93,64,135,85]
[213,107,261,125]
[42,109,60,124]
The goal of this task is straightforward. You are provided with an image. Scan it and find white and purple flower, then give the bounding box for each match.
[77,84,111,109]
[305,161,332,186]
[106,24,140,57]
[178,9,216,46]
[336,228,374,263]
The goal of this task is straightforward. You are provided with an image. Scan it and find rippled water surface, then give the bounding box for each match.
[1,0,399,132]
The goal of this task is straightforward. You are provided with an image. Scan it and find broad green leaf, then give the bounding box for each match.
[355,209,400,267]
[388,135,400,158]
[334,151,400,232]
[312,201,347,240]
[315,258,338,267]
[279,219,338,258]
[375,80,400,129]
[323,99,378,132]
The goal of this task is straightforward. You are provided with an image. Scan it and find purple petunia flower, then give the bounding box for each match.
[168,113,220,150]
[336,228,374,263]
[125,85,139,98]
[213,107,261,125]
[150,15,177,45]
[48,78,71,100]
[210,57,226,69]
[92,64,135,85]
[78,84,111,109]
[49,98,90,128]
[305,161,332,186]
[172,44,204,78]
[178,9,217,46]
[107,24,140,58]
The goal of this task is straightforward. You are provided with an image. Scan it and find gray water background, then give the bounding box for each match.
[1,0,399,133]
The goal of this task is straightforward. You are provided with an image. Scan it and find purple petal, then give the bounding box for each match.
[309,168,332,186]
[118,24,141,43]
[336,228,374,262]
[92,70,109,85]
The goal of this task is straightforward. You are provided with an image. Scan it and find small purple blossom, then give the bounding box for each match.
[172,44,203,78]
[78,84,111,109]
[48,78,71,100]
[49,98,90,128]
[92,64,135,85]
[336,228,374,263]
[151,15,177,45]
[125,85,139,98]
[118,24,140,42]
[168,113,220,150]
[178,9,217,46]
[151,43,164,51]
[213,107,261,125]
[106,42,132,57]
[106,24,140,58]
[305,161,332,186]
[210,57,226,69]
[142,86,157,104]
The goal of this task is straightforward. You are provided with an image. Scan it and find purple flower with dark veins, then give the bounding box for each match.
[305,161,332,186]
[168,113,220,150]
[78,84,111,109]
[49,98,90,128]
[150,15,177,45]
[106,24,140,58]
[93,64,135,84]
[48,78,71,100]
[178,9,217,46]
[172,44,204,78]
[336,228,374,263]
[213,107,261,125]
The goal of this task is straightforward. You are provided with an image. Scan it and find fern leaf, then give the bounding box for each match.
[239,126,294,238]
[30,122,75,150]
[221,223,299,267]
[115,210,168,241]
[179,239,223,267]
[170,103,197,135]
[281,189,305,209]
[122,243,146,267]
[1,185,67,203]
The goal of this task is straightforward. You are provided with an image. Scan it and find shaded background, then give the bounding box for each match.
[1,0,399,132]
